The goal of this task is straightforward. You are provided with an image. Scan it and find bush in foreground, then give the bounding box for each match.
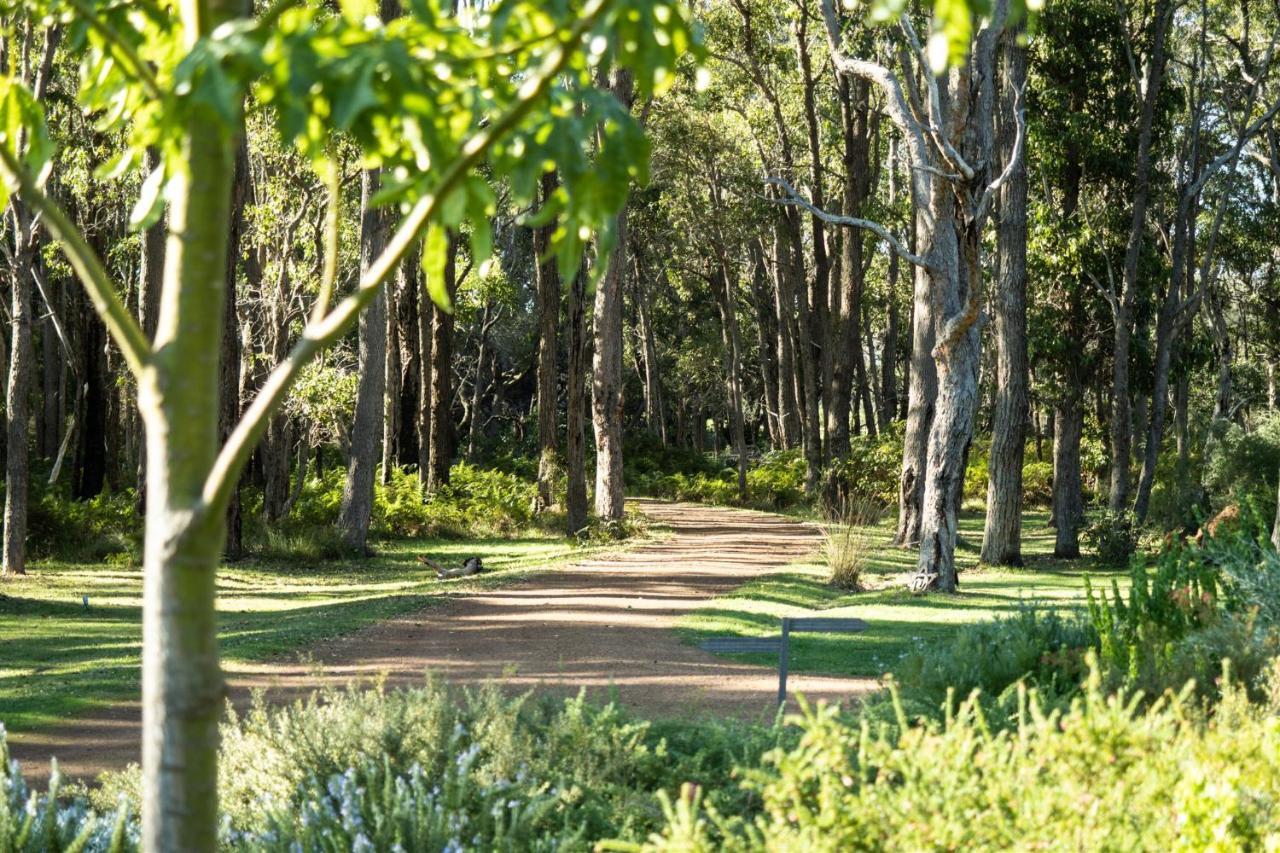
[625,663,1280,851]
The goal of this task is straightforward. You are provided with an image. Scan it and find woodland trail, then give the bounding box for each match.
[10,499,879,782]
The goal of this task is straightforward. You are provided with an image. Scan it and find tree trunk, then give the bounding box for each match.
[219,141,251,560]
[748,240,783,448]
[894,222,937,546]
[381,272,401,483]
[980,35,1029,566]
[633,251,665,444]
[427,234,459,491]
[534,171,560,512]
[1110,0,1172,513]
[711,263,748,500]
[566,261,589,534]
[590,70,633,522]
[416,254,434,488]
[770,230,801,448]
[137,9,239,839]
[3,211,36,577]
[337,169,389,551]
[1052,394,1084,557]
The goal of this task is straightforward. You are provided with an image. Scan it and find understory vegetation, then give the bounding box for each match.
[8,519,1280,851]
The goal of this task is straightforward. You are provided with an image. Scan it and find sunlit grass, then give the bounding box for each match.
[0,533,636,735]
[681,510,1128,680]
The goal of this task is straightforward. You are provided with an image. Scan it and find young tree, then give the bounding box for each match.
[1,2,692,848]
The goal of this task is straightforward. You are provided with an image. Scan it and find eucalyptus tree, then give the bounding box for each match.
[0,1,692,847]
[775,0,1027,591]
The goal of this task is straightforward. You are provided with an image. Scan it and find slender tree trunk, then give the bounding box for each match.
[711,263,748,500]
[749,240,782,448]
[590,70,632,521]
[633,253,665,444]
[427,234,459,491]
[219,141,251,560]
[981,35,1029,566]
[770,231,801,448]
[534,171,560,512]
[381,274,401,483]
[566,261,589,534]
[3,212,35,577]
[137,1,241,838]
[1110,0,1172,513]
[894,221,937,546]
[135,148,165,512]
[337,169,389,551]
[1052,393,1084,557]
[416,252,433,488]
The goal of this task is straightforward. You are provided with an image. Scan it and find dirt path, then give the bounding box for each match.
[10,500,878,782]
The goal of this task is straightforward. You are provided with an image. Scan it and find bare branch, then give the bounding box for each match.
[765,176,936,271]
[975,77,1027,225]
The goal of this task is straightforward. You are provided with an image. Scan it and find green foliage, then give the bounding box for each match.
[97,682,781,850]
[25,487,140,564]
[1083,508,1139,566]
[630,448,808,511]
[1,727,135,852]
[744,450,806,509]
[1203,413,1280,521]
[821,425,902,510]
[1021,460,1054,505]
[630,667,1280,851]
[873,608,1097,727]
[262,462,539,548]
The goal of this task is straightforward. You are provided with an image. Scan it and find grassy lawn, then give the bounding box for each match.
[0,533,636,736]
[681,510,1127,680]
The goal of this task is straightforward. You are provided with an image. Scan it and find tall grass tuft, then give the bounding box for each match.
[823,496,885,590]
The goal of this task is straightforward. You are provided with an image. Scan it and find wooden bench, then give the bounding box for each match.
[700,616,867,706]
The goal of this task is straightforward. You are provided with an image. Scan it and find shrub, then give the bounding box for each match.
[629,666,1280,852]
[1,727,136,852]
[1082,508,1138,566]
[821,426,901,510]
[1203,412,1280,520]
[1021,460,1054,506]
[25,488,140,564]
[867,607,1097,728]
[745,450,805,509]
[96,681,781,849]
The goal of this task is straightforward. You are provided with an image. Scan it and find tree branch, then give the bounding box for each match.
[201,0,613,516]
[765,175,936,271]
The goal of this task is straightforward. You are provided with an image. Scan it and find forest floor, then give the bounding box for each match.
[5,501,1116,785]
[6,499,874,783]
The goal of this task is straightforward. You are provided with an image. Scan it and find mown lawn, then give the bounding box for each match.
[0,534,633,735]
[681,511,1128,680]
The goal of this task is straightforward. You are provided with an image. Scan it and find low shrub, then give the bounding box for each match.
[744,450,805,509]
[2,728,136,852]
[1082,508,1138,566]
[630,665,1280,851]
[864,607,1097,729]
[1021,460,1054,506]
[95,681,781,850]
[25,488,140,564]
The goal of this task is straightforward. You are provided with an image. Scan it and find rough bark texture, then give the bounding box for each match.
[426,235,459,492]
[710,263,748,500]
[591,69,633,522]
[337,169,389,551]
[534,171,560,513]
[748,241,783,448]
[219,141,251,560]
[980,36,1030,566]
[3,211,35,577]
[566,262,589,534]
[1052,397,1084,557]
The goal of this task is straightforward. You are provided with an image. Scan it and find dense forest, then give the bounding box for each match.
[2,0,1280,849]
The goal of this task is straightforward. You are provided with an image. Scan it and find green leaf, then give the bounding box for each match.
[422,224,452,313]
[130,162,167,231]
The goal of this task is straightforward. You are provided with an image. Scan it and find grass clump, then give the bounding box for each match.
[821,497,885,591]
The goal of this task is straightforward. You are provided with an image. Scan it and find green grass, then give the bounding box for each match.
[0,533,639,735]
[680,510,1127,680]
